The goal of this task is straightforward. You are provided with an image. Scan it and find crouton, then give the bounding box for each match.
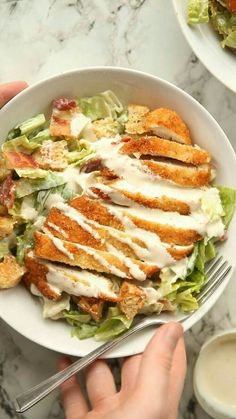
[0,216,14,239]
[0,256,25,289]
[34,140,68,171]
[125,104,149,135]
[118,281,146,319]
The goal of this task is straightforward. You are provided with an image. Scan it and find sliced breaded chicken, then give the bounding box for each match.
[142,160,211,187]
[121,136,211,165]
[44,202,193,261]
[68,195,196,250]
[125,213,201,246]
[0,216,14,239]
[118,281,147,320]
[125,104,150,135]
[0,256,25,289]
[145,108,192,145]
[24,253,61,300]
[24,253,119,302]
[90,184,190,215]
[78,297,104,321]
[50,98,89,139]
[34,232,159,280]
[34,140,68,171]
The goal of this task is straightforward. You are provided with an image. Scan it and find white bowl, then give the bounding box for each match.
[172,0,236,93]
[194,330,236,419]
[0,67,235,358]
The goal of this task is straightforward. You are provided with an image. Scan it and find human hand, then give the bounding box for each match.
[0,81,28,108]
[58,322,186,419]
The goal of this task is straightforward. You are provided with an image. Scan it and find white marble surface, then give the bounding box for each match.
[0,1,236,418]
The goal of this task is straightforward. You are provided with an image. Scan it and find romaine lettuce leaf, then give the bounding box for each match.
[78,90,124,121]
[188,0,209,24]
[0,241,10,260]
[67,140,94,165]
[7,114,46,140]
[222,30,236,48]
[63,309,99,339]
[15,168,48,179]
[218,185,236,228]
[35,184,75,213]
[16,223,36,264]
[2,135,40,154]
[15,172,65,198]
[95,307,132,341]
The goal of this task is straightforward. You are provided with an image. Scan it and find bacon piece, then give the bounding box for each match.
[0,175,15,209]
[53,98,77,111]
[4,151,38,169]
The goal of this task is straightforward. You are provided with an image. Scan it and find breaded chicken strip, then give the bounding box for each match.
[142,160,211,187]
[34,232,159,280]
[121,136,211,165]
[45,202,193,260]
[145,108,192,145]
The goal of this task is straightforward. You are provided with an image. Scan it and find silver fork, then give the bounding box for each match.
[15,257,232,413]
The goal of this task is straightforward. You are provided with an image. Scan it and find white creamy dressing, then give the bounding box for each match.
[45,262,118,300]
[196,335,236,410]
[30,284,70,319]
[106,243,146,281]
[44,193,64,211]
[47,222,69,239]
[60,166,82,193]
[42,227,74,260]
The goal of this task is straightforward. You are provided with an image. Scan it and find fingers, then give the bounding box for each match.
[0,81,28,108]
[168,337,187,418]
[138,323,183,400]
[85,359,116,408]
[58,357,88,419]
[121,354,142,394]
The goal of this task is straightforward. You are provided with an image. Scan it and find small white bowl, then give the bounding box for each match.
[194,330,236,419]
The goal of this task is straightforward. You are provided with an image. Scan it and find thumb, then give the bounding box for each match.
[138,322,183,399]
[0,81,28,108]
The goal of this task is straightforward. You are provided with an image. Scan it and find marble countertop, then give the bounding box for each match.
[0,1,235,418]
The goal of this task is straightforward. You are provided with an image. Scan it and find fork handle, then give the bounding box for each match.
[15,318,162,413]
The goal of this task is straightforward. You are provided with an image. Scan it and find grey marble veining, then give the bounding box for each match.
[0,1,236,418]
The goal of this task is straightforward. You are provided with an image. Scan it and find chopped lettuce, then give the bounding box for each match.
[188,0,209,24]
[7,114,46,140]
[63,310,99,340]
[35,184,75,214]
[67,140,94,165]
[222,30,236,48]
[2,135,40,154]
[218,185,236,228]
[15,168,48,179]
[29,128,51,144]
[0,241,10,260]
[15,172,65,198]
[162,239,216,312]
[78,90,123,121]
[16,223,36,264]
[95,307,132,341]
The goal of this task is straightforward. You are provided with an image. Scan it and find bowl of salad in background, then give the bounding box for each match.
[0,67,235,358]
[172,0,236,92]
